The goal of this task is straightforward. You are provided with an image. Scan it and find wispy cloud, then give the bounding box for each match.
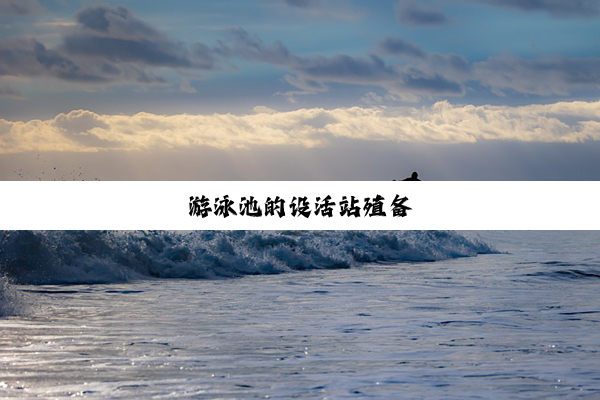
[225,30,600,101]
[1,2,598,103]
[471,0,600,18]
[0,84,22,98]
[0,0,43,16]
[395,1,448,26]
[394,0,600,27]
[278,0,363,20]
[222,28,464,101]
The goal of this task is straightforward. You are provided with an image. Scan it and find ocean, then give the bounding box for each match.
[0,231,599,398]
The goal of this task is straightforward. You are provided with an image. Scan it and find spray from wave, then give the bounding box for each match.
[0,275,26,317]
[0,231,495,286]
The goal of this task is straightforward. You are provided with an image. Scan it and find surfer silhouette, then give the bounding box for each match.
[402,172,421,181]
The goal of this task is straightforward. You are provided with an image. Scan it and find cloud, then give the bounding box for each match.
[472,0,600,17]
[1,100,599,153]
[2,3,598,102]
[379,37,427,59]
[62,5,218,70]
[75,5,159,36]
[385,0,598,19]
[220,28,293,65]
[377,36,600,98]
[53,109,115,147]
[278,0,363,20]
[283,0,313,7]
[474,55,600,96]
[223,29,464,100]
[0,84,22,98]
[0,37,172,84]
[0,0,43,16]
[202,29,600,101]
[0,5,220,89]
[0,38,109,82]
[396,1,447,26]
[253,105,278,114]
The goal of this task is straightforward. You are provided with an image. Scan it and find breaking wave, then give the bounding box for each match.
[0,231,495,286]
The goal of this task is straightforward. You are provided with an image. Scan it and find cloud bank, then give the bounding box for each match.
[1,3,598,101]
[1,100,599,154]
[223,30,600,101]
[377,36,600,98]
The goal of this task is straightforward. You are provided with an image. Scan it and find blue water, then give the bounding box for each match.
[1,231,599,398]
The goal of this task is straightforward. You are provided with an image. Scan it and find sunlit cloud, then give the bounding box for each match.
[1,100,599,154]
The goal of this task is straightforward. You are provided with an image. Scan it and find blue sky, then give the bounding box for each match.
[1,0,599,179]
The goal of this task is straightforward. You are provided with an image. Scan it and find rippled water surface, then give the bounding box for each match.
[1,231,600,398]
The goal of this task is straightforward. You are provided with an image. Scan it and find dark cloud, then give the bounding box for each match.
[402,72,464,95]
[0,37,172,85]
[379,37,470,79]
[0,5,222,91]
[473,0,600,17]
[474,55,600,95]
[224,28,389,83]
[378,35,600,98]
[295,54,398,83]
[75,5,161,37]
[379,37,427,59]
[62,36,194,68]
[284,0,597,21]
[279,0,361,20]
[220,28,293,65]
[396,1,447,26]
[283,0,313,7]
[63,5,218,70]
[3,3,597,102]
[223,29,464,99]
[0,0,42,16]
[0,38,108,82]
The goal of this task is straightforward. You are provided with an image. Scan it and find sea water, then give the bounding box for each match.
[0,231,599,398]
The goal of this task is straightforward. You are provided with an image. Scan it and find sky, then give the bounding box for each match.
[0,0,599,180]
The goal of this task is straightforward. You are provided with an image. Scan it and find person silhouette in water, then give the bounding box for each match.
[402,171,421,181]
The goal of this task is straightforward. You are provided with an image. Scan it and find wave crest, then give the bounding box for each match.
[0,231,495,285]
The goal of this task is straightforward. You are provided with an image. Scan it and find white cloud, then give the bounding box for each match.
[253,105,278,114]
[1,100,599,153]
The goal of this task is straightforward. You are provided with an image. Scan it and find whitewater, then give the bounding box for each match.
[1,231,599,398]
